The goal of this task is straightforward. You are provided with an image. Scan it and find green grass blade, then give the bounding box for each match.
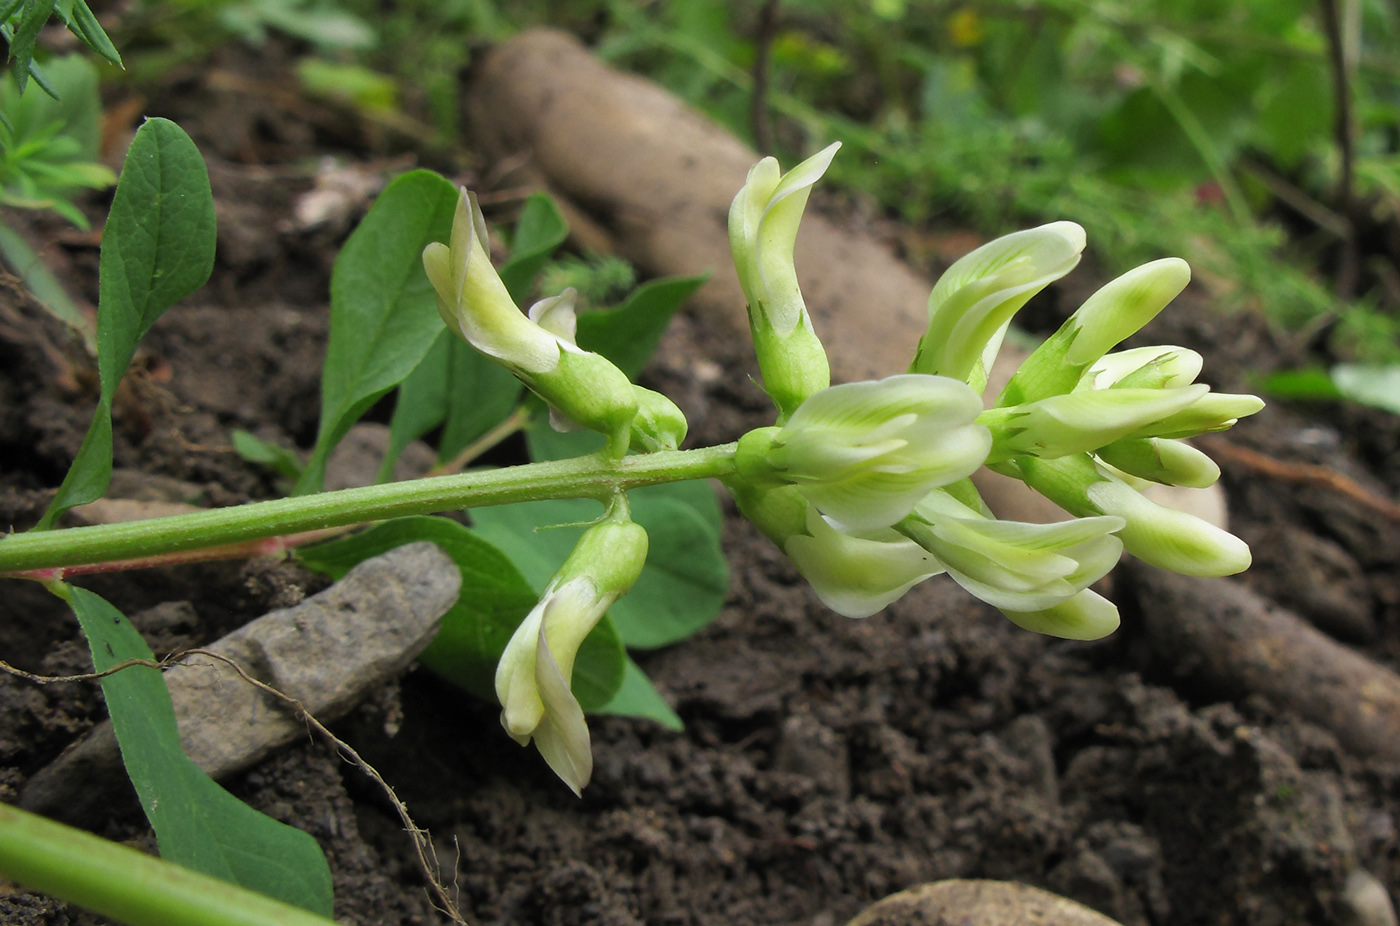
[55,584,334,916]
[294,169,458,495]
[7,0,52,94]
[61,0,123,67]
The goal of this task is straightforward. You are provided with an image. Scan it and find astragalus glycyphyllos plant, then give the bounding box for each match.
[0,132,1260,926]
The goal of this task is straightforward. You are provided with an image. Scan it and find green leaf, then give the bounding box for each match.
[1254,368,1344,401]
[37,117,214,529]
[57,584,333,915]
[593,656,683,730]
[576,275,707,381]
[521,398,603,462]
[231,429,304,481]
[572,616,626,710]
[380,331,523,478]
[437,338,522,461]
[296,517,625,710]
[498,193,568,304]
[1331,363,1400,415]
[380,331,450,480]
[469,480,727,649]
[294,169,459,495]
[8,0,54,95]
[59,0,123,67]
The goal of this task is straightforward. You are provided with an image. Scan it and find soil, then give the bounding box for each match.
[3,35,1400,926]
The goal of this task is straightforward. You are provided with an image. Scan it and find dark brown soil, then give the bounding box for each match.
[3,37,1400,926]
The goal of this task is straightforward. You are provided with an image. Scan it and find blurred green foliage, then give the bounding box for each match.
[18,0,1400,371]
[0,53,113,227]
[572,0,1400,364]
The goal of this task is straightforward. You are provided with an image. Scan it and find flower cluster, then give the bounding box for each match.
[422,146,1260,794]
[723,146,1260,638]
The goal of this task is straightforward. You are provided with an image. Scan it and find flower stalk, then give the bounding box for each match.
[0,446,738,576]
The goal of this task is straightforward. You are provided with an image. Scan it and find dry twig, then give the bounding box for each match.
[1199,435,1400,523]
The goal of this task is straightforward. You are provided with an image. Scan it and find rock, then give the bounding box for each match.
[1340,870,1398,926]
[20,542,459,823]
[846,879,1125,926]
[324,422,437,490]
[771,711,850,797]
[1125,563,1400,762]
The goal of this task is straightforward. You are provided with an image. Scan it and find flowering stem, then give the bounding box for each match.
[0,445,739,575]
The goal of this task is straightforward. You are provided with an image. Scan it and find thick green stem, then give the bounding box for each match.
[0,445,738,574]
[0,802,336,926]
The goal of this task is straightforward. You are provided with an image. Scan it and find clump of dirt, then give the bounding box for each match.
[1,33,1398,926]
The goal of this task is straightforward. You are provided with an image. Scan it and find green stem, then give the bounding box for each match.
[0,445,738,574]
[0,802,337,926]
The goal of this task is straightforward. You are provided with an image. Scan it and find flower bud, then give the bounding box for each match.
[1095,437,1220,488]
[729,143,841,420]
[1001,589,1121,641]
[983,385,1209,462]
[495,517,648,795]
[628,385,688,453]
[911,222,1085,390]
[999,258,1191,406]
[899,488,1124,614]
[424,190,637,457]
[1123,392,1265,441]
[1084,345,1203,390]
[734,374,991,531]
[1016,453,1250,576]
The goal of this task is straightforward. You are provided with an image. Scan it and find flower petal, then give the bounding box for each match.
[1001,589,1121,641]
[531,624,592,796]
[785,508,942,618]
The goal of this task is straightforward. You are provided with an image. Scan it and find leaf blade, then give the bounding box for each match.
[295,169,459,494]
[59,585,334,915]
[37,117,214,528]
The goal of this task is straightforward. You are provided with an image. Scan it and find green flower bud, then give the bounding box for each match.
[999,258,1191,406]
[424,190,637,457]
[1095,437,1220,488]
[729,143,841,420]
[1001,589,1121,641]
[911,222,1085,391]
[1123,392,1266,441]
[982,385,1209,463]
[734,374,991,531]
[1085,345,1203,391]
[628,385,689,453]
[1016,453,1250,576]
[494,516,648,795]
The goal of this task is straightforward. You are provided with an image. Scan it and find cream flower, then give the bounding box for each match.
[494,517,648,795]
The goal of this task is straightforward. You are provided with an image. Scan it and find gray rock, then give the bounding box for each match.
[21,542,459,822]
